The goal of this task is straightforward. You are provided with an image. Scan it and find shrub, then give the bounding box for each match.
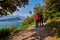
[0,28,11,39]
[9,25,16,32]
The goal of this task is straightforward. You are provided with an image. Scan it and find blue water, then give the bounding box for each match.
[0,21,21,28]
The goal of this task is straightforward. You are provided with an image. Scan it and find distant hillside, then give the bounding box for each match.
[0,15,26,21]
[0,17,22,21]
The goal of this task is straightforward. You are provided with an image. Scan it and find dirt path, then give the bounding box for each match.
[11,23,56,40]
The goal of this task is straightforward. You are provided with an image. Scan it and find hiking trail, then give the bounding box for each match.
[10,23,56,40]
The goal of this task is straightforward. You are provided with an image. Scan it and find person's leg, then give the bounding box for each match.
[36,20,38,27]
[42,19,43,26]
[39,19,41,27]
[36,20,39,30]
[40,21,41,27]
[36,20,39,36]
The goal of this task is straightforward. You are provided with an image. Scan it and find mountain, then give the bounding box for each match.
[0,15,26,21]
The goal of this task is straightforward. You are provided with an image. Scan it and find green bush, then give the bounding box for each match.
[0,26,19,39]
[46,20,60,38]
[0,28,11,39]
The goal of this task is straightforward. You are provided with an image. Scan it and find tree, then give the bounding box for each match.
[43,0,60,13]
[0,0,29,16]
[44,0,60,11]
[34,3,42,14]
[43,0,60,20]
[29,10,32,14]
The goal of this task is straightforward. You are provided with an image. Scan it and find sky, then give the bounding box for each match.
[0,0,44,20]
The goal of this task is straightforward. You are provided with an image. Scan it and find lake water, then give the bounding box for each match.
[0,21,21,28]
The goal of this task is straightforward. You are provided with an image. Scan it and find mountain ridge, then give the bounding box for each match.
[0,17,23,21]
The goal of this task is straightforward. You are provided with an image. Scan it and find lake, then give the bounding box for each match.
[0,21,21,28]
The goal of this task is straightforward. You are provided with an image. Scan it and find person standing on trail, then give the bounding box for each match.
[39,14,44,27]
[35,13,40,28]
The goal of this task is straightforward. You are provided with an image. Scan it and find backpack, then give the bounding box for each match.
[35,13,40,20]
[40,15,43,20]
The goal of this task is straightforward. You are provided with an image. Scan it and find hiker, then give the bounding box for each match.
[35,13,40,28]
[39,14,44,27]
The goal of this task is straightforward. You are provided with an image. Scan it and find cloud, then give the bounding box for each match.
[12,13,31,17]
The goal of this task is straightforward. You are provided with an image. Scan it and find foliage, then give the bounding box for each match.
[0,0,29,16]
[43,0,60,12]
[20,14,36,30]
[46,20,60,36]
[9,25,18,35]
[43,0,60,22]
[0,28,11,39]
[34,3,42,14]
[11,28,19,35]
[0,25,19,40]
[9,25,16,32]
[29,10,32,14]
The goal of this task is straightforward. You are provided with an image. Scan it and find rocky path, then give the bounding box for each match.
[11,23,56,40]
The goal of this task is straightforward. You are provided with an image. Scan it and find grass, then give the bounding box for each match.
[20,21,35,31]
[0,25,19,40]
[0,28,11,40]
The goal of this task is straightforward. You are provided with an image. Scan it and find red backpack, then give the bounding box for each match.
[35,13,40,20]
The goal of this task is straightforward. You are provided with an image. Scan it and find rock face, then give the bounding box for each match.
[10,24,56,40]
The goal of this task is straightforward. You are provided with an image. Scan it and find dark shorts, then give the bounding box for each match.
[40,18,43,22]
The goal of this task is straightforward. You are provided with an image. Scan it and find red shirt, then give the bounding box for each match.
[35,13,40,21]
